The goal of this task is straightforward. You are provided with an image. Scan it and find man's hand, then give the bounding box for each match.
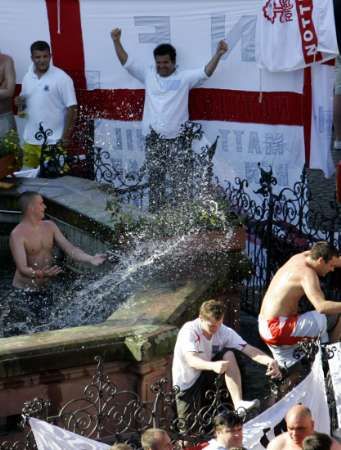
[266,359,282,379]
[111,28,122,42]
[89,253,107,267]
[15,95,27,117]
[216,40,228,57]
[42,265,63,278]
[212,360,229,374]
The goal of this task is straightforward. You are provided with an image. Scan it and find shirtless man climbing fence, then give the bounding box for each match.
[259,241,341,367]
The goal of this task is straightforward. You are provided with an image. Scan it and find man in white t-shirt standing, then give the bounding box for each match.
[172,300,281,425]
[110,29,227,211]
[16,41,77,168]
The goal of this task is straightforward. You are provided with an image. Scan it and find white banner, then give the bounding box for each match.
[80,0,303,93]
[257,0,338,72]
[244,348,330,450]
[310,63,336,177]
[327,342,341,429]
[0,0,335,178]
[95,119,305,199]
[29,417,110,450]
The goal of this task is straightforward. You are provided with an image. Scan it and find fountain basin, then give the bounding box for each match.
[0,176,249,428]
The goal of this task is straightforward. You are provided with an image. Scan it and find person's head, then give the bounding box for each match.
[309,241,339,277]
[285,405,315,447]
[213,411,243,448]
[110,444,133,450]
[18,191,46,220]
[302,432,332,450]
[141,428,172,450]
[30,40,51,74]
[153,43,176,77]
[199,299,225,337]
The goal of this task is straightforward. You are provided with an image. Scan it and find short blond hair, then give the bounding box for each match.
[199,300,225,321]
[110,444,133,450]
[141,428,167,450]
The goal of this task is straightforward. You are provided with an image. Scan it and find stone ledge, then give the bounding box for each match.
[0,323,178,378]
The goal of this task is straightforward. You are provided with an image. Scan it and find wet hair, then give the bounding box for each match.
[199,299,225,321]
[141,428,168,450]
[303,432,332,450]
[110,444,133,450]
[30,41,51,54]
[309,241,338,262]
[213,411,243,432]
[153,44,176,63]
[18,191,41,213]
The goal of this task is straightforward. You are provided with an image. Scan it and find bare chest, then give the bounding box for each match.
[23,227,54,256]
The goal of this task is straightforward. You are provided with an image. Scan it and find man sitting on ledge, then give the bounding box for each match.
[172,299,281,423]
[10,191,106,290]
[259,241,341,368]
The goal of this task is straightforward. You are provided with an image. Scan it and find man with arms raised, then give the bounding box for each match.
[10,191,106,290]
[110,28,228,211]
[0,51,16,138]
[259,242,341,367]
[268,405,339,450]
[172,300,281,425]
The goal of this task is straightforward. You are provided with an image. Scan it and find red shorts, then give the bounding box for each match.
[258,311,327,346]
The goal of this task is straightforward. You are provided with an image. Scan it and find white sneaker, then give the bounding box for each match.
[235,399,260,413]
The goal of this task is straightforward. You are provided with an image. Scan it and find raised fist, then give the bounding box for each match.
[111,28,122,42]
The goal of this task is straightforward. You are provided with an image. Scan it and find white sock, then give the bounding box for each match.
[235,399,260,411]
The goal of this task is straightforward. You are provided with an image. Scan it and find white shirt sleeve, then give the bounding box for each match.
[221,326,247,351]
[123,57,147,84]
[58,73,77,107]
[184,67,209,89]
[20,74,28,96]
[179,326,201,353]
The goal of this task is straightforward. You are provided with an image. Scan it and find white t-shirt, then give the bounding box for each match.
[21,64,77,144]
[124,58,208,138]
[172,318,247,391]
[204,439,227,450]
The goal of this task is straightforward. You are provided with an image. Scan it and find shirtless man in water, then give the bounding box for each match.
[0,52,16,137]
[259,242,341,366]
[10,191,106,289]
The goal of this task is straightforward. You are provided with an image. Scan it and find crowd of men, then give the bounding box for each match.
[107,404,340,450]
[1,21,341,450]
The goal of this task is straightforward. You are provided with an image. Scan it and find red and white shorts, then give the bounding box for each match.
[258,312,328,367]
[258,311,328,346]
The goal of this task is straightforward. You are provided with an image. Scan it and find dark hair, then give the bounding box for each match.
[153,44,176,63]
[303,432,332,450]
[213,411,243,432]
[200,299,225,321]
[310,241,338,262]
[18,191,40,213]
[30,41,51,54]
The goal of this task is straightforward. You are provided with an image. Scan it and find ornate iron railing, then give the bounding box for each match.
[0,342,338,449]
[35,124,341,316]
[223,164,341,314]
[35,122,219,208]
